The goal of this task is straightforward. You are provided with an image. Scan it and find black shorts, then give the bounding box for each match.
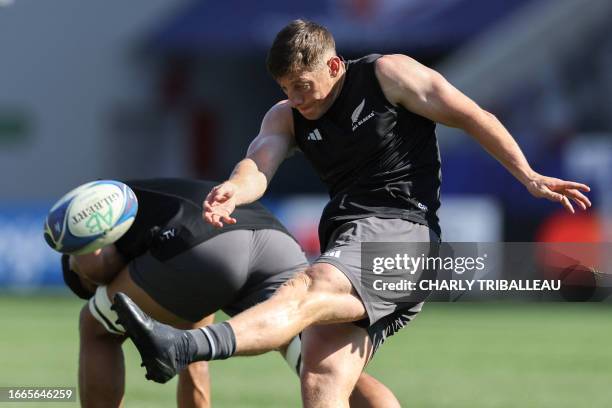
[317,217,440,354]
[129,229,308,322]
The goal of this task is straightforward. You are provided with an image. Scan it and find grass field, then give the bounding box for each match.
[0,295,610,407]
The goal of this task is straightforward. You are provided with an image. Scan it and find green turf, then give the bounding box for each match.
[0,295,610,407]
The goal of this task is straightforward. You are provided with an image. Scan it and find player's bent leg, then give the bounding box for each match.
[230,262,367,355]
[108,267,214,408]
[83,266,213,407]
[112,262,367,383]
[173,315,215,408]
[79,304,126,408]
[280,334,400,408]
[176,361,211,408]
[300,323,372,408]
[351,374,401,408]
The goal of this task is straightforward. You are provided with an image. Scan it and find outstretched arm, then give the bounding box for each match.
[375,54,591,213]
[203,101,296,227]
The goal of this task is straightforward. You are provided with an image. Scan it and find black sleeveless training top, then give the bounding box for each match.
[114,178,290,262]
[292,54,442,249]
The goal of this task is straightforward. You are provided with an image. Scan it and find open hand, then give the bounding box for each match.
[525,173,591,213]
[203,182,238,228]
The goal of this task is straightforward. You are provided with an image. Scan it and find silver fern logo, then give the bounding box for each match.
[351,98,375,131]
[351,99,366,124]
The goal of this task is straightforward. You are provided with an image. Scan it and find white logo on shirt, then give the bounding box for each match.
[351,98,375,131]
[351,99,366,124]
[416,201,428,211]
[307,128,323,141]
[322,250,341,258]
[160,228,176,240]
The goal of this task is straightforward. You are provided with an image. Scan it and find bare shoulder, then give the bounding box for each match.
[375,54,438,105]
[375,54,432,81]
[253,100,295,154]
[267,99,293,116]
[262,100,294,135]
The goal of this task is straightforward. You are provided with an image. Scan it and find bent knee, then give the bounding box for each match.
[79,305,107,338]
[72,248,124,285]
[274,264,352,297]
[300,346,355,379]
[305,263,354,295]
[301,369,354,401]
[76,264,108,286]
[301,369,333,391]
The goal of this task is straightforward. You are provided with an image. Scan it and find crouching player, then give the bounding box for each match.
[63,178,399,407]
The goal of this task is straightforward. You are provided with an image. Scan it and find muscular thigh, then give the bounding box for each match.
[301,323,372,386]
[272,262,368,325]
[307,262,358,296]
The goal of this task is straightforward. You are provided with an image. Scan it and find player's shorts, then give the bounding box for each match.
[316,217,440,354]
[129,229,308,323]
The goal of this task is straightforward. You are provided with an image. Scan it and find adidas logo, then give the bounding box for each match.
[322,249,341,258]
[307,128,323,141]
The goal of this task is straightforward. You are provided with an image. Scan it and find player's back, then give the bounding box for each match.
[115,178,289,261]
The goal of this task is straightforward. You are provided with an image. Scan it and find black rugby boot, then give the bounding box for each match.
[111,292,195,384]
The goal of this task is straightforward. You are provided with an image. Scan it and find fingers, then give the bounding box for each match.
[205,212,223,228]
[203,211,216,226]
[565,189,591,210]
[215,183,236,200]
[542,186,575,214]
[203,183,237,227]
[211,214,224,228]
[205,184,234,206]
[207,212,223,228]
[557,180,590,192]
[569,196,586,211]
[560,195,574,214]
[203,201,214,213]
[203,202,215,225]
[543,187,594,213]
[203,204,237,228]
[537,177,592,213]
[206,188,228,205]
[207,214,237,228]
[221,215,237,225]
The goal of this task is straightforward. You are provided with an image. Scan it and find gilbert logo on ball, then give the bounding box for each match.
[44,180,138,255]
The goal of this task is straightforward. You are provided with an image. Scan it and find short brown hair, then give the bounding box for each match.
[266,19,336,79]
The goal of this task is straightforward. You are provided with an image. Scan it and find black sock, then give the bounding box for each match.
[186,322,236,361]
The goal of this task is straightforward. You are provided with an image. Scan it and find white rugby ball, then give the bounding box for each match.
[44,180,138,255]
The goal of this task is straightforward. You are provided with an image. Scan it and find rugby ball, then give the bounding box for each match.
[43,180,138,255]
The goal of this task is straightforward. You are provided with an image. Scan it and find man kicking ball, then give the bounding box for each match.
[66,178,398,407]
[114,20,591,408]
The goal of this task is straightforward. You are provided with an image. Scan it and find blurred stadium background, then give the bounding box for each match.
[0,0,610,406]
